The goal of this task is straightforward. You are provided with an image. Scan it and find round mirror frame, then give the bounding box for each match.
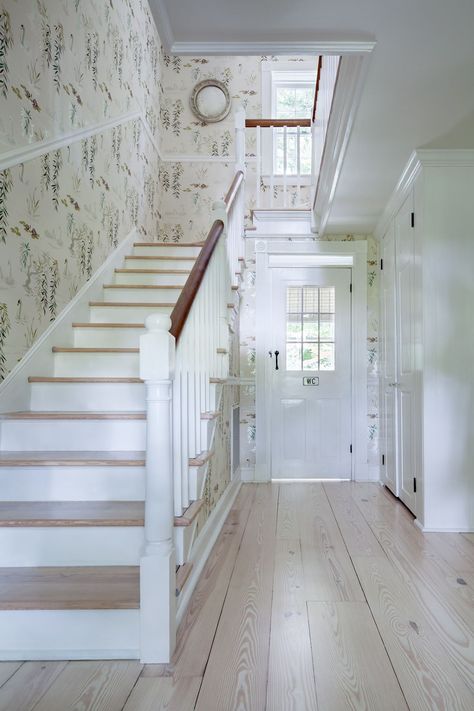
[190,79,232,123]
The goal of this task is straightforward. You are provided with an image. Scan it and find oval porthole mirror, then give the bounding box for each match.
[190,79,231,123]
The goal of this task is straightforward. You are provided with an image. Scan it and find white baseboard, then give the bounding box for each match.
[176,474,242,626]
[414,519,474,533]
[240,466,255,482]
[0,228,137,412]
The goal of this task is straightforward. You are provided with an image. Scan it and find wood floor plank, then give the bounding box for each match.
[266,539,318,711]
[323,483,386,557]
[275,484,300,539]
[423,531,474,573]
[122,676,201,711]
[0,663,22,689]
[0,661,67,711]
[32,661,142,711]
[168,484,256,679]
[300,484,364,602]
[308,601,408,711]
[354,555,474,711]
[195,483,278,711]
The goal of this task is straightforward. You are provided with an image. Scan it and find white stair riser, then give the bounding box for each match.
[73,327,144,348]
[124,257,196,270]
[30,382,146,411]
[0,466,145,501]
[0,527,144,566]
[114,272,189,286]
[0,419,146,451]
[54,352,139,377]
[0,610,139,660]
[103,287,180,303]
[89,305,173,323]
[133,245,200,257]
[174,525,195,567]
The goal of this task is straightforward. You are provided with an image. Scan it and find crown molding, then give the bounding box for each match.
[148,0,174,52]
[313,52,372,237]
[170,40,376,56]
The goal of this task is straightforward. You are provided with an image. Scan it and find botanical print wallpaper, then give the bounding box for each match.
[239,234,380,480]
[159,54,315,242]
[0,0,162,380]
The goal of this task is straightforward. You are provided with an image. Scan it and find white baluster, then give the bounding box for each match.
[139,313,176,663]
[283,125,288,209]
[270,127,275,208]
[297,125,301,207]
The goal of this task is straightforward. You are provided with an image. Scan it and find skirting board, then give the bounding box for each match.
[240,466,256,482]
[414,519,474,533]
[176,473,242,626]
[0,228,137,412]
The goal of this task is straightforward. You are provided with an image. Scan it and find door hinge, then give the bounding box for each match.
[413,477,417,493]
[382,453,385,466]
[380,258,384,270]
[411,212,415,228]
[350,444,353,454]
[350,283,352,293]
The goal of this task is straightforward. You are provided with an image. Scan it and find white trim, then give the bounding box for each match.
[148,0,174,51]
[255,239,368,482]
[240,466,256,482]
[314,54,372,236]
[0,229,138,412]
[414,519,474,533]
[0,111,143,171]
[170,41,377,56]
[251,209,311,224]
[176,474,242,626]
[374,149,474,240]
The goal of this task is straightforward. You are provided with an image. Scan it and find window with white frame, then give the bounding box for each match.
[261,62,316,180]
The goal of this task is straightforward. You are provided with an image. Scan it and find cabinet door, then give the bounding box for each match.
[380,222,398,495]
[395,193,418,514]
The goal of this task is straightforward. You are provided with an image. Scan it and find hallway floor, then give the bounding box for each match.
[0,482,473,710]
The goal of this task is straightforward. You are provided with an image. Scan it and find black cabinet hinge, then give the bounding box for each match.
[350,283,352,293]
[350,444,353,454]
[411,212,415,228]
[413,477,417,493]
[380,258,384,270]
[382,454,385,466]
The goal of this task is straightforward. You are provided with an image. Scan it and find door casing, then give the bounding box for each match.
[254,238,368,482]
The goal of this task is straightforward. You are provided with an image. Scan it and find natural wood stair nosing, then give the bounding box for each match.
[0,566,140,610]
[216,348,228,354]
[103,284,183,290]
[28,376,143,383]
[188,451,213,467]
[52,347,139,353]
[174,499,204,527]
[201,411,219,420]
[114,268,191,275]
[176,562,193,595]
[89,301,175,307]
[0,451,145,467]
[0,411,145,420]
[125,255,196,261]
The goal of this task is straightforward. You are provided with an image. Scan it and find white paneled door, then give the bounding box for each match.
[269,267,352,479]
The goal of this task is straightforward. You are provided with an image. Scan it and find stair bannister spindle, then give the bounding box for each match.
[139,313,176,663]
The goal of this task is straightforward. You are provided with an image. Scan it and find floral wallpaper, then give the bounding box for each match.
[0,0,162,380]
[159,54,314,242]
[239,234,380,479]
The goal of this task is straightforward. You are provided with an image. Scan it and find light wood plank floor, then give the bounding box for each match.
[1,482,473,710]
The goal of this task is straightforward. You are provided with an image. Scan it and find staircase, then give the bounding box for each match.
[0,240,227,660]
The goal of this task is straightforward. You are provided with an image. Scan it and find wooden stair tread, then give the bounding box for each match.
[72,323,146,329]
[52,347,139,353]
[174,499,204,527]
[201,411,219,420]
[115,268,191,274]
[29,376,143,383]
[89,302,175,307]
[0,566,140,610]
[103,284,183,290]
[0,411,145,420]
[189,450,213,467]
[176,562,193,595]
[0,451,145,466]
[133,242,204,247]
[125,255,196,261]
[0,501,145,526]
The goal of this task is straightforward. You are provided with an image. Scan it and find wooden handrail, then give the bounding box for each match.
[312,56,323,123]
[224,170,244,209]
[170,220,224,342]
[245,118,311,128]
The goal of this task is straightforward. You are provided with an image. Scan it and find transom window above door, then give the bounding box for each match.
[286,285,335,371]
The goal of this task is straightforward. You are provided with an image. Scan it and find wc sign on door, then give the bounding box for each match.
[303,376,319,386]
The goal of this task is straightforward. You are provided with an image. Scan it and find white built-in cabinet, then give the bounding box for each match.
[379,150,474,532]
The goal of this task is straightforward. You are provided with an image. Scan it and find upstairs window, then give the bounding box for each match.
[272,72,315,176]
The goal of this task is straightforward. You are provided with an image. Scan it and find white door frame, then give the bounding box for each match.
[255,238,368,482]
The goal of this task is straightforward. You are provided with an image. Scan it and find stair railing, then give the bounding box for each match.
[138,107,246,663]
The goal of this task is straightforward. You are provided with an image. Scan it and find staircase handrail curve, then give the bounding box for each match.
[312,56,323,123]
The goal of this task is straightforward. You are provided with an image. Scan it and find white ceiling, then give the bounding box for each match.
[152,0,474,233]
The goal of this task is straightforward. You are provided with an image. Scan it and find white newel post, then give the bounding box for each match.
[139,313,176,663]
[234,105,246,175]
